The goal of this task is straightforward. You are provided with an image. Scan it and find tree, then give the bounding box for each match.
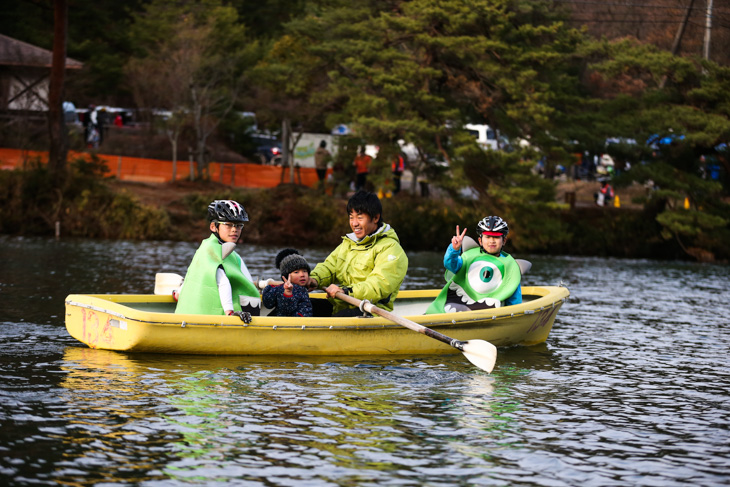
[127,0,257,179]
[127,17,203,179]
[48,0,69,183]
[249,31,336,184]
[588,39,730,260]
[268,0,582,246]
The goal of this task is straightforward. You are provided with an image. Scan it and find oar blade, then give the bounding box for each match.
[154,273,183,295]
[461,339,497,374]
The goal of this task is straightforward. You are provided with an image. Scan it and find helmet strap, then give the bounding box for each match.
[210,221,224,243]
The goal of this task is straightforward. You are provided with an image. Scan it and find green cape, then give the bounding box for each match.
[175,235,260,315]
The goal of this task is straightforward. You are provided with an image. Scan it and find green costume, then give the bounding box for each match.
[175,235,261,315]
[310,223,408,315]
[425,247,521,314]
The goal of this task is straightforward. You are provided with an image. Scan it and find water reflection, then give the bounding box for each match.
[56,348,514,485]
[2,236,730,486]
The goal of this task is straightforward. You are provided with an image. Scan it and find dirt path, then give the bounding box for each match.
[110,178,647,242]
[555,179,646,209]
[114,178,646,210]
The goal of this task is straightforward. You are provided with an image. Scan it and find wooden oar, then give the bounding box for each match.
[257,279,497,373]
[335,291,496,373]
[154,272,183,295]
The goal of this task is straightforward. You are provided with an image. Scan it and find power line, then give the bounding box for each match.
[568,16,730,31]
[553,0,730,14]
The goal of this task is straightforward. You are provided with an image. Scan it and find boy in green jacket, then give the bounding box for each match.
[307,191,408,316]
[175,200,260,321]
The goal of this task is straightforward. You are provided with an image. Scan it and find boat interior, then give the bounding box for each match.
[90,289,547,318]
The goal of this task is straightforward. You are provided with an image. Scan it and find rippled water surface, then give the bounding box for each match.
[1,236,729,486]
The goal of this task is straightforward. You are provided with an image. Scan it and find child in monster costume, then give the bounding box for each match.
[174,200,261,321]
[426,215,523,314]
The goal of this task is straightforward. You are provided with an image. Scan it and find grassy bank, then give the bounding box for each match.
[1,159,726,262]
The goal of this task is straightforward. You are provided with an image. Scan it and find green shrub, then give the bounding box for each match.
[0,154,176,239]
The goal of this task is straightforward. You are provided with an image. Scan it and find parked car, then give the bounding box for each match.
[251,133,282,165]
[465,123,498,150]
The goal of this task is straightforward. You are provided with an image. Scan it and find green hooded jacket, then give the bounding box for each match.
[310,223,408,314]
[175,234,261,315]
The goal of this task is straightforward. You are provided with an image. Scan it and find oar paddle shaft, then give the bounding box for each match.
[333,292,496,373]
[334,292,464,350]
[255,279,497,373]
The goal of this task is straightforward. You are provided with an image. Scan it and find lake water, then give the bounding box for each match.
[1,235,729,486]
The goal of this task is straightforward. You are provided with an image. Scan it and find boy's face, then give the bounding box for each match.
[287,269,310,286]
[479,234,504,255]
[211,221,242,244]
[349,210,379,240]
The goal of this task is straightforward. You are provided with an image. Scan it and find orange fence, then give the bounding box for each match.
[0,148,323,188]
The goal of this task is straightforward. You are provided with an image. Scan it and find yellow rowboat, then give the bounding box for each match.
[64,286,569,356]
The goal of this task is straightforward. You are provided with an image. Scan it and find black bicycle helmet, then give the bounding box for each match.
[207,200,249,223]
[477,216,509,237]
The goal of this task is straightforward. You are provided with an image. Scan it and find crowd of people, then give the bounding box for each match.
[172,192,523,322]
[81,105,126,149]
[311,139,414,197]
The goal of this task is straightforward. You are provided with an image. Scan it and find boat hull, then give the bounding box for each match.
[64,286,569,355]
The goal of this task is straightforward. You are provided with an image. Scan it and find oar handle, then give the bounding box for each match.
[257,278,282,289]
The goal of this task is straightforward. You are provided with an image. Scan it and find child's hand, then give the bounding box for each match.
[451,225,467,250]
[283,275,293,296]
[229,311,252,324]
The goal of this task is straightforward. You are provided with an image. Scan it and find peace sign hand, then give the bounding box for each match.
[451,225,467,251]
[282,275,293,295]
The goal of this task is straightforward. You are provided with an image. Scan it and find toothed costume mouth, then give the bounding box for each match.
[443,282,501,313]
[424,245,522,315]
[240,295,262,314]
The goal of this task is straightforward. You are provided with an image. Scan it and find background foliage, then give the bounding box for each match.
[0,0,729,261]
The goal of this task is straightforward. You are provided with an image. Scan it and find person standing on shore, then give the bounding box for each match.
[314,140,332,189]
[353,147,372,191]
[391,153,405,195]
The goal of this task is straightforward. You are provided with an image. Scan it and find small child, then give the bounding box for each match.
[175,200,261,321]
[262,249,313,317]
[426,215,522,314]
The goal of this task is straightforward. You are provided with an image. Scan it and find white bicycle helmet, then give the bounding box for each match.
[207,200,249,223]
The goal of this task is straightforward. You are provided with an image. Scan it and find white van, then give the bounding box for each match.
[465,123,498,150]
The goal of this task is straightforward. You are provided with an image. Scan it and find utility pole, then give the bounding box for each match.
[282,118,292,184]
[703,0,713,61]
[670,0,695,56]
[661,0,696,88]
[48,0,69,181]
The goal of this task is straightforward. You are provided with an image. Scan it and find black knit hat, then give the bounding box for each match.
[276,248,310,278]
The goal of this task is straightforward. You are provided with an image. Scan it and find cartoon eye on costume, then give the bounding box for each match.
[466,260,503,295]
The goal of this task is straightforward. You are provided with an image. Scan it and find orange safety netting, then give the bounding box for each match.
[0,148,324,188]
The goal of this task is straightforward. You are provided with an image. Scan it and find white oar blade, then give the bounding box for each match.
[154,273,183,295]
[461,339,497,374]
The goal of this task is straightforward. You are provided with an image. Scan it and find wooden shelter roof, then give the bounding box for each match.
[0,33,83,69]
